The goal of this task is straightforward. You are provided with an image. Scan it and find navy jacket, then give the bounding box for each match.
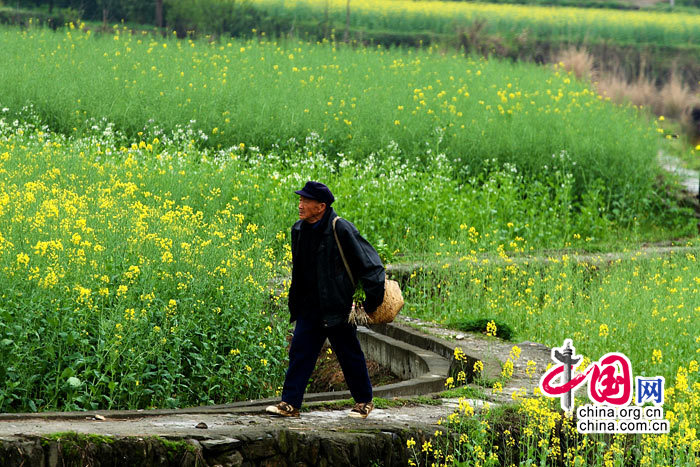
[288,207,385,327]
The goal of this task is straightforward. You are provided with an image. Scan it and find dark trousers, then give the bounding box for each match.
[281,317,373,408]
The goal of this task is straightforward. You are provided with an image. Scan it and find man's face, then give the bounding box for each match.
[298,196,326,222]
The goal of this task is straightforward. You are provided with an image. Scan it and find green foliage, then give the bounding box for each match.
[438,385,488,400]
[164,0,258,38]
[0,5,80,28]
[21,0,154,24]
[0,110,292,413]
[0,100,686,412]
[449,318,514,341]
[0,25,695,414]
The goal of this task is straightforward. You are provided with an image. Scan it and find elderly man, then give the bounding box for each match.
[266,181,385,418]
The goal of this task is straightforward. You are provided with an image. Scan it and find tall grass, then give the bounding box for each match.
[0,25,665,220]
[556,46,700,121]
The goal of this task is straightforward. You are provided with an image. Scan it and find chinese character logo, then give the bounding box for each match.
[540,339,633,413]
[635,376,665,406]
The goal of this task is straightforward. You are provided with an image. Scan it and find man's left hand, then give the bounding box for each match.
[362,301,377,315]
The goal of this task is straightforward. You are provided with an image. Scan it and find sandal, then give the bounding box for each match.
[348,401,374,419]
[265,401,300,417]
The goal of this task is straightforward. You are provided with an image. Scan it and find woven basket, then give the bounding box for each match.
[348,279,404,326]
[332,217,404,326]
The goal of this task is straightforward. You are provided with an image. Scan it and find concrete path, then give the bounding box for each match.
[658,152,700,195]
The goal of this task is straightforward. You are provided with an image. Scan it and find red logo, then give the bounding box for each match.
[540,339,633,412]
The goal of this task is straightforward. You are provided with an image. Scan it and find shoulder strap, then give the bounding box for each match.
[332,217,355,287]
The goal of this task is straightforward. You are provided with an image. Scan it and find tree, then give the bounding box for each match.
[343,0,350,43]
[155,0,163,28]
[96,0,116,26]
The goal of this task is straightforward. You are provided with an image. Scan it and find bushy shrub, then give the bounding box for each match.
[164,0,259,37]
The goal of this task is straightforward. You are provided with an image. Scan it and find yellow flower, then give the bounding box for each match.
[501,360,514,379]
[526,360,537,377]
[509,345,521,360]
[459,398,474,416]
[486,320,497,337]
[16,252,29,266]
[406,438,416,449]
[689,360,698,373]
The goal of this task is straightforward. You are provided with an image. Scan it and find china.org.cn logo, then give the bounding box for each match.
[539,339,669,434]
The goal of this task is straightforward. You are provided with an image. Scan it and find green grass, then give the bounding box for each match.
[439,385,489,400]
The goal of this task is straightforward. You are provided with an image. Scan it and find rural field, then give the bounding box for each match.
[250,0,700,46]
[0,3,698,464]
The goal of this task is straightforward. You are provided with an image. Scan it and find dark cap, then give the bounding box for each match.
[295,181,335,205]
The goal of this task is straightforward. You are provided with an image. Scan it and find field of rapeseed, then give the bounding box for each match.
[1,99,692,413]
[251,0,700,47]
[0,23,675,229]
[0,105,618,411]
[405,247,699,383]
[0,19,698,466]
[403,247,699,464]
[0,113,295,411]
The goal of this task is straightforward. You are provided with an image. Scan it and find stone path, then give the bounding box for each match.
[0,318,552,466]
[396,316,552,403]
[658,152,700,195]
[388,241,700,282]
